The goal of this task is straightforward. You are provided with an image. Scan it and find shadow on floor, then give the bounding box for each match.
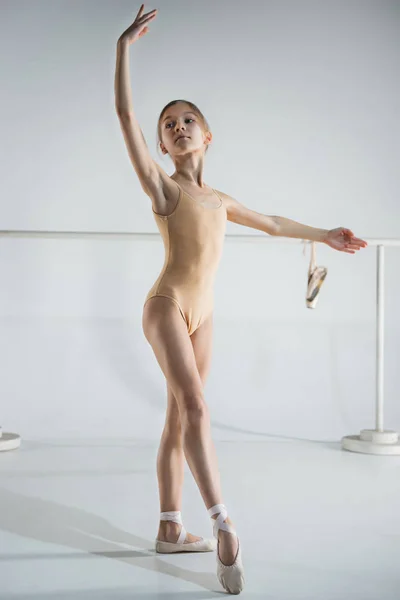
[0,486,224,596]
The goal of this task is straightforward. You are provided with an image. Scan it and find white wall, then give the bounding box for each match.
[1,0,399,442]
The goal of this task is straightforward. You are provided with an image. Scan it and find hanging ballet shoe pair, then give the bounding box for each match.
[304,240,327,308]
[155,510,216,554]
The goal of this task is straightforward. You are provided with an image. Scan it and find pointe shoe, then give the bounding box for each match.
[208,503,245,595]
[155,510,217,554]
[305,241,327,309]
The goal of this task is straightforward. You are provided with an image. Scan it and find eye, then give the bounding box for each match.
[165,117,194,129]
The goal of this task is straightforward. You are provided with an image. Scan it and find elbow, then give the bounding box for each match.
[115,100,133,120]
[267,216,280,236]
[116,108,133,120]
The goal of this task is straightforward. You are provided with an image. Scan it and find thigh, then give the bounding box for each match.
[165,312,214,420]
[190,312,214,385]
[142,296,203,404]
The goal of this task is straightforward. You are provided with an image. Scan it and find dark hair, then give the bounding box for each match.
[156,99,211,156]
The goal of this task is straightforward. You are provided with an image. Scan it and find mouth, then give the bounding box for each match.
[175,136,190,142]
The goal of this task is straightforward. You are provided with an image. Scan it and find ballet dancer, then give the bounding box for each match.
[114,5,367,594]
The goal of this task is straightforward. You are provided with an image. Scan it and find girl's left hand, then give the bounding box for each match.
[323,227,368,253]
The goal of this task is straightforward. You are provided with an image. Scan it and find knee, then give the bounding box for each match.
[177,391,209,428]
[162,413,182,441]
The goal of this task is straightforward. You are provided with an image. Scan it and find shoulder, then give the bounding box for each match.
[213,189,244,219]
[213,189,237,209]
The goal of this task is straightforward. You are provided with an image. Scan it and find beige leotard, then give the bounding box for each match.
[144,181,227,335]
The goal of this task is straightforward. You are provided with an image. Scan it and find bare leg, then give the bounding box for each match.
[142,298,238,565]
[190,314,238,565]
[156,384,202,543]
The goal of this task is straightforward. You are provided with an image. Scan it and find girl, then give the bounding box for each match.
[114,5,367,595]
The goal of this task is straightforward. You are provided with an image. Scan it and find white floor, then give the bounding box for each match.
[0,438,399,599]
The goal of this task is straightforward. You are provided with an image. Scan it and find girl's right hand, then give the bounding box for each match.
[118,4,158,46]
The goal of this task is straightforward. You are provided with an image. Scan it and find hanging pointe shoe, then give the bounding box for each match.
[155,510,217,554]
[209,503,245,595]
[304,240,328,309]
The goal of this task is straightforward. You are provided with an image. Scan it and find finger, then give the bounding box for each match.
[136,3,144,18]
[351,237,368,246]
[343,248,356,254]
[139,26,149,37]
[140,8,157,20]
[346,243,363,250]
[138,12,157,25]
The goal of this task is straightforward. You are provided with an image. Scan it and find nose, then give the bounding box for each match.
[175,120,186,133]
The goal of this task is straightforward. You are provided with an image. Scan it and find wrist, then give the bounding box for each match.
[117,36,130,49]
[318,229,329,243]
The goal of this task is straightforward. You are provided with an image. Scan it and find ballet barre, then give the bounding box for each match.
[1,230,399,455]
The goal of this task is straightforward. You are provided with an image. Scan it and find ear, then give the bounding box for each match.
[160,142,168,155]
[204,131,212,146]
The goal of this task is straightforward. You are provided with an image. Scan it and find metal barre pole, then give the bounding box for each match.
[1,230,400,246]
[376,245,384,432]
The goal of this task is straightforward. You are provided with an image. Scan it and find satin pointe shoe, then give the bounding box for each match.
[208,503,245,594]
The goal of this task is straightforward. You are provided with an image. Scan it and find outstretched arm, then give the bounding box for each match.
[217,192,367,254]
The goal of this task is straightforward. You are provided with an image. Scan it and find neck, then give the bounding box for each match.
[171,151,206,188]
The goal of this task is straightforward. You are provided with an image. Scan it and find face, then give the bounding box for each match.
[159,103,212,157]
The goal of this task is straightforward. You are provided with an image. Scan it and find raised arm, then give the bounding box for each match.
[114,6,165,198]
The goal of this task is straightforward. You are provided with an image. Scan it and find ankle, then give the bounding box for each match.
[211,514,233,524]
[157,520,182,540]
[160,521,181,529]
[159,520,181,530]
[211,512,233,525]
